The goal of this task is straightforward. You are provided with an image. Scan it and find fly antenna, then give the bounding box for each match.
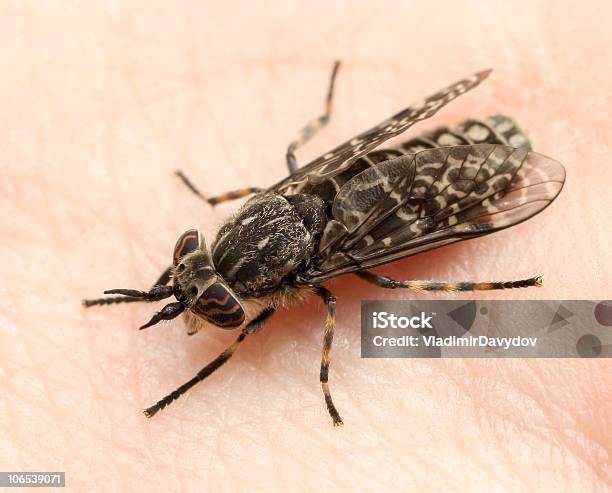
[103,285,174,302]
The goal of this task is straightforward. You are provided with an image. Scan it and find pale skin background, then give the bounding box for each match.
[1,0,611,491]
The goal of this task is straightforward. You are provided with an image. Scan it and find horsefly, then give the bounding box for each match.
[84,62,565,426]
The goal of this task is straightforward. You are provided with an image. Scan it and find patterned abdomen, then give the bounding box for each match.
[398,114,531,154]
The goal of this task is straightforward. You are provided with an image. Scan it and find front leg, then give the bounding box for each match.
[144,307,275,418]
[175,170,263,205]
[286,61,341,174]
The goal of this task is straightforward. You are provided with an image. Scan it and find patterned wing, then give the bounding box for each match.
[295,113,533,207]
[272,70,492,194]
[302,144,565,283]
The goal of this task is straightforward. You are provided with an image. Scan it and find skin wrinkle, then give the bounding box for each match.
[435,375,502,480]
[12,254,93,472]
[537,369,612,484]
[1,1,611,490]
[433,361,571,486]
[460,376,548,490]
[183,6,213,167]
[341,377,426,481]
[495,371,600,484]
[459,367,565,451]
[19,116,102,475]
[0,295,28,470]
[108,84,173,490]
[109,19,181,484]
[404,386,486,486]
[33,129,81,457]
[362,409,457,488]
[447,395,503,488]
[517,362,586,454]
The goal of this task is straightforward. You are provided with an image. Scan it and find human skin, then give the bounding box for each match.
[1,0,611,491]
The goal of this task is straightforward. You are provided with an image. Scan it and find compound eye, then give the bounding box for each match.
[173,229,204,265]
[193,282,245,329]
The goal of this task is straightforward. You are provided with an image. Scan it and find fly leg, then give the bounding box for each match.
[315,286,344,426]
[143,308,275,418]
[356,270,542,291]
[174,170,264,205]
[83,266,173,307]
[286,61,341,174]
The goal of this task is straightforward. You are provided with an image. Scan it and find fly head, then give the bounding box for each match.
[172,229,246,329]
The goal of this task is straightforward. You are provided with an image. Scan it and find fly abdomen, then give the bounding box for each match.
[399,114,532,153]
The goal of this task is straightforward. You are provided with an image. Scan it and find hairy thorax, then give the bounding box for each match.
[210,192,327,298]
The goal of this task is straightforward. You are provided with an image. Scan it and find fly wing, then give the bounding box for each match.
[272,70,492,194]
[303,144,565,283]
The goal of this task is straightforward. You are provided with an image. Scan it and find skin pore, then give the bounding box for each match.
[1,1,610,490]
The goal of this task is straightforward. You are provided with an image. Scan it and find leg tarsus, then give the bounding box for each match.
[175,170,207,202]
[286,60,341,174]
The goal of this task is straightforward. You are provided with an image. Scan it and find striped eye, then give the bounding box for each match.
[173,229,203,265]
[192,282,245,328]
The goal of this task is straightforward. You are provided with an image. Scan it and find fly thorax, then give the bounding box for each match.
[210,193,327,296]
